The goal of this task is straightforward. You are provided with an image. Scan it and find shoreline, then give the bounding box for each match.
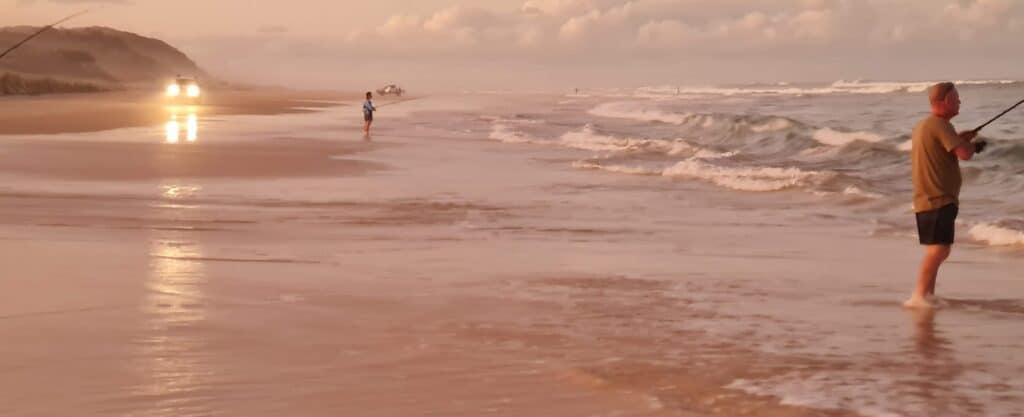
[0,89,377,136]
[0,90,392,181]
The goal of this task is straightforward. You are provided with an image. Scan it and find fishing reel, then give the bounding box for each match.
[974,140,988,154]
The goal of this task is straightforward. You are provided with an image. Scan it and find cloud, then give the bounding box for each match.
[635,19,697,48]
[345,0,1024,56]
[521,0,596,16]
[343,5,519,54]
[175,0,1024,90]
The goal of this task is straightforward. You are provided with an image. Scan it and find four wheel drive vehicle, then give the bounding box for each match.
[376,84,404,96]
[166,76,201,103]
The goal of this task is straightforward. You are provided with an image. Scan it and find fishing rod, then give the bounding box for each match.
[972,98,1024,134]
[0,9,91,61]
[370,97,416,109]
[969,98,1024,154]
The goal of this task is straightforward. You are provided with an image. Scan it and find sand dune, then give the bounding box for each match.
[0,26,205,86]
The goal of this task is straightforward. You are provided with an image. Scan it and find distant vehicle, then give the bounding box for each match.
[376,84,404,97]
[165,76,201,103]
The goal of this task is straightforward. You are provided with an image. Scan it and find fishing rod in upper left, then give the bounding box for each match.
[0,9,91,62]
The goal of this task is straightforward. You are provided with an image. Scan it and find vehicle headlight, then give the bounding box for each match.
[166,84,181,96]
[187,85,200,97]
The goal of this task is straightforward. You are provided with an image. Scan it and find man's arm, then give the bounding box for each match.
[954,130,976,161]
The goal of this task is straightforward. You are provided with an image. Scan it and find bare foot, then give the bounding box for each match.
[904,294,934,309]
[925,294,948,308]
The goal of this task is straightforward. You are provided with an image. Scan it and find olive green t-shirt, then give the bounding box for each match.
[911,115,965,213]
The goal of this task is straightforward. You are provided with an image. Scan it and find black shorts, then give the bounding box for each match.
[364,112,373,122]
[916,204,958,245]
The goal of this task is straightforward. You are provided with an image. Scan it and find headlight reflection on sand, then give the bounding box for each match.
[165,107,199,143]
[139,236,208,402]
[165,116,180,143]
[162,184,202,200]
[149,239,206,303]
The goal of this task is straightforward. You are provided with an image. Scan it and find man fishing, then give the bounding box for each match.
[363,91,376,135]
[905,82,982,308]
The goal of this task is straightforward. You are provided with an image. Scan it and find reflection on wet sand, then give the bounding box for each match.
[161,184,202,200]
[136,233,211,413]
[165,107,199,143]
[905,308,973,415]
[908,308,951,359]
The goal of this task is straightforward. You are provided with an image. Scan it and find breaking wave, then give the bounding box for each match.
[969,221,1024,247]
[574,158,827,192]
[812,128,886,146]
[558,125,694,155]
[588,102,798,133]
[632,79,1020,97]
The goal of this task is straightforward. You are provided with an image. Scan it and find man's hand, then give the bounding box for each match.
[959,130,987,154]
[974,140,988,154]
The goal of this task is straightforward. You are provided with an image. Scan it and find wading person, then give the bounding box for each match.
[363,91,376,135]
[905,82,979,308]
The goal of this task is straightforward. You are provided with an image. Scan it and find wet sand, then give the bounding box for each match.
[0,89,362,135]
[0,137,380,180]
[2,95,1022,417]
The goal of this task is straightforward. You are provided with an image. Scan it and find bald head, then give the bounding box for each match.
[929,82,960,119]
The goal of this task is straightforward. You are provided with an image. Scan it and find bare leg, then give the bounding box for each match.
[905,245,950,308]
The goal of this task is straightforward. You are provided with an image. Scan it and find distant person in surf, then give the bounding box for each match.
[905,82,980,309]
[363,91,376,135]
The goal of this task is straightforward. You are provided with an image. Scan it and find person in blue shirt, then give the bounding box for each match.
[363,91,376,135]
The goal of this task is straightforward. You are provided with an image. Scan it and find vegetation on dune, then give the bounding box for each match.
[0,72,107,95]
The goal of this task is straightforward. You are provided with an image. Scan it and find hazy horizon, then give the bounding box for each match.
[4,0,1023,91]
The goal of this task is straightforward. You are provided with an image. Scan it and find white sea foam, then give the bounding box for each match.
[751,118,794,132]
[728,368,1023,417]
[897,139,913,152]
[812,127,885,146]
[633,79,1019,98]
[662,159,821,192]
[558,125,695,155]
[588,102,692,125]
[728,375,904,417]
[842,186,884,199]
[572,160,657,175]
[491,122,717,158]
[589,102,792,133]
[969,223,1024,246]
[488,123,539,144]
[575,158,822,192]
[693,149,738,160]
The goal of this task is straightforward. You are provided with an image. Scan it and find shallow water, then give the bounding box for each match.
[482,82,1024,249]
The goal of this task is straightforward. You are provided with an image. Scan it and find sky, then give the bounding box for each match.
[3,0,1024,91]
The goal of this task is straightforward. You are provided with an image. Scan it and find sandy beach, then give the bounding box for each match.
[2,90,1022,417]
